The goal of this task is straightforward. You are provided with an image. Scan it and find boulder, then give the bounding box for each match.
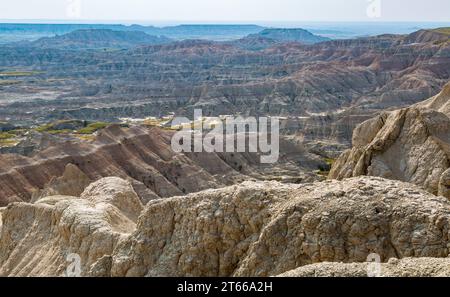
[0,177,141,277]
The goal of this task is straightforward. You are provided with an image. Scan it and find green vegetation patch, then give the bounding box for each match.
[0,131,19,147]
[0,138,19,147]
[317,157,336,177]
[0,80,21,86]
[433,28,450,35]
[35,120,109,135]
[35,123,53,133]
[0,71,44,78]
[77,122,109,134]
[0,132,15,140]
[324,158,335,167]
[46,129,73,135]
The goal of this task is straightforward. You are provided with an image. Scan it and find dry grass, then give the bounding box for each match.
[0,71,43,77]
[432,28,450,35]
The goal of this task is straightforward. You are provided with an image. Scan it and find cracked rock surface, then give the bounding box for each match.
[2,176,450,277]
[278,257,450,277]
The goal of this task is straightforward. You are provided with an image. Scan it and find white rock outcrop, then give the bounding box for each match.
[330,83,450,198]
[0,177,142,276]
[3,176,450,277]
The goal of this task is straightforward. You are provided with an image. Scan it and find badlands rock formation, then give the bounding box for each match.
[0,28,448,130]
[278,257,450,277]
[29,29,172,50]
[330,83,450,198]
[0,177,141,276]
[2,176,450,277]
[0,124,327,207]
[30,163,92,202]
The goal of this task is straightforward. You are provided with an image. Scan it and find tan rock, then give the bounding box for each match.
[278,257,450,277]
[80,177,144,222]
[439,168,450,199]
[108,177,450,277]
[0,207,4,234]
[2,176,450,277]
[31,163,92,202]
[0,177,141,277]
[330,83,450,197]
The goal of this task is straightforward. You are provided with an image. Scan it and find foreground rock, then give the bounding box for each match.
[1,176,450,276]
[0,208,3,232]
[329,83,450,198]
[0,177,141,276]
[278,257,450,277]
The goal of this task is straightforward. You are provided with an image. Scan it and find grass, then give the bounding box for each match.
[36,121,109,135]
[143,118,165,127]
[0,132,15,140]
[46,129,72,135]
[317,158,336,177]
[35,124,72,135]
[433,28,450,35]
[0,138,19,147]
[0,120,111,147]
[0,132,19,147]
[0,71,43,77]
[35,124,53,133]
[0,80,21,86]
[75,134,96,141]
[324,158,335,167]
[77,122,109,134]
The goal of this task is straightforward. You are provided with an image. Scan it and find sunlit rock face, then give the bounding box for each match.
[330,83,450,199]
[2,176,450,277]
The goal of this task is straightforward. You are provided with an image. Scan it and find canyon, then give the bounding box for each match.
[0,25,449,277]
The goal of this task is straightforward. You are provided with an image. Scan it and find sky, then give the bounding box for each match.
[0,0,449,23]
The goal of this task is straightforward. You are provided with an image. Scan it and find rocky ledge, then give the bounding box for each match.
[1,176,450,277]
[330,83,450,198]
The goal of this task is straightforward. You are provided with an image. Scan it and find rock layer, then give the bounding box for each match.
[31,163,92,202]
[0,124,327,207]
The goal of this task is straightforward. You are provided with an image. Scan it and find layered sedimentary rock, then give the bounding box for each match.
[2,176,450,277]
[31,163,92,202]
[0,124,326,206]
[278,257,450,277]
[236,28,330,49]
[329,83,450,198]
[0,29,448,142]
[404,29,450,44]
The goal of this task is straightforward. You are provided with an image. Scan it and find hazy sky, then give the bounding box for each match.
[0,0,449,23]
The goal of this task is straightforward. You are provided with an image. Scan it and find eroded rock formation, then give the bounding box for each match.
[2,176,450,277]
[0,124,328,207]
[0,177,140,276]
[278,257,450,277]
[31,163,92,202]
[329,83,450,198]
